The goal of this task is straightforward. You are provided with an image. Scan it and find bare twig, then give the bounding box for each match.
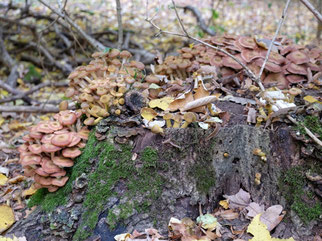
[116,0,123,49]
[38,0,106,51]
[177,5,216,36]
[146,0,265,91]
[0,105,60,113]
[300,0,322,22]
[0,80,33,104]
[258,0,291,80]
[287,115,322,147]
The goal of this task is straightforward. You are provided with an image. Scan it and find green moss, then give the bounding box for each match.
[279,166,322,224]
[28,130,98,212]
[73,144,165,241]
[296,115,322,138]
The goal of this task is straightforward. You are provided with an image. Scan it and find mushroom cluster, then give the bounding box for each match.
[154,35,321,90]
[65,49,149,125]
[18,110,89,192]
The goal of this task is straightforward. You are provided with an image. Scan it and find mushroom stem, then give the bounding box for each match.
[181,121,191,128]
[166,120,172,128]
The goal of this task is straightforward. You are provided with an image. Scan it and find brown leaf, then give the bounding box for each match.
[224,188,250,209]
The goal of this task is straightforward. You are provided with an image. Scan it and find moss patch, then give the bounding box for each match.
[73,145,165,241]
[296,115,322,138]
[28,130,98,212]
[279,166,322,224]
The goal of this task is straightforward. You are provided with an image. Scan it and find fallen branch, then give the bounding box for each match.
[300,0,322,22]
[0,79,33,104]
[287,115,322,147]
[177,5,216,36]
[0,81,68,104]
[146,0,265,92]
[0,105,59,113]
[258,0,291,80]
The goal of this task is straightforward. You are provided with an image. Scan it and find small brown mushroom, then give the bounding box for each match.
[62,147,82,158]
[181,112,197,128]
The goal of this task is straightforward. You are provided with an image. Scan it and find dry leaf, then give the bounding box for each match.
[224,188,251,209]
[168,92,194,112]
[246,202,265,218]
[0,174,8,186]
[260,205,284,231]
[149,96,174,110]
[0,205,15,233]
[22,185,38,197]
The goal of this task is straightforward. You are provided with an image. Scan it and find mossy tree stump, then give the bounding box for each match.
[7,123,322,241]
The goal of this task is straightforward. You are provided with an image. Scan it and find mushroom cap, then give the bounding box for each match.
[54,128,70,134]
[210,56,223,67]
[286,74,306,83]
[241,49,261,63]
[36,123,54,134]
[41,134,55,144]
[163,113,173,120]
[21,155,41,166]
[84,117,95,126]
[238,36,257,49]
[68,133,81,147]
[263,73,289,89]
[120,50,132,59]
[183,112,197,122]
[288,87,302,96]
[51,133,73,147]
[286,51,310,64]
[41,157,62,174]
[210,36,226,46]
[130,60,145,70]
[28,144,42,154]
[58,112,77,126]
[222,56,243,70]
[255,59,282,73]
[34,174,53,186]
[52,156,74,167]
[18,144,29,153]
[48,121,63,131]
[109,49,120,58]
[99,94,110,104]
[51,176,69,187]
[35,167,50,177]
[22,134,33,142]
[41,143,61,153]
[23,166,35,177]
[59,100,68,111]
[145,75,160,84]
[260,51,285,65]
[307,62,321,72]
[29,127,43,139]
[96,87,108,96]
[47,185,59,192]
[286,63,307,75]
[62,147,82,158]
[50,169,67,177]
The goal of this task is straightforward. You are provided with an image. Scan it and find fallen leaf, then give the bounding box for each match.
[196,214,218,231]
[246,202,265,218]
[0,235,27,241]
[247,214,294,241]
[0,205,15,233]
[8,175,25,184]
[168,92,194,112]
[149,96,174,110]
[224,188,251,209]
[114,233,130,241]
[219,200,229,209]
[22,185,38,197]
[303,95,321,104]
[260,205,284,231]
[0,174,8,186]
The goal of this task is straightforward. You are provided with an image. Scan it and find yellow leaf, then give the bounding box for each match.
[22,185,38,197]
[8,121,32,131]
[114,233,130,241]
[0,90,8,97]
[16,78,24,86]
[219,200,229,209]
[303,95,321,104]
[189,43,194,49]
[247,214,294,241]
[149,97,174,111]
[0,116,4,127]
[140,107,157,121]
[0,235,26,241]
[0,174,8,186]
[0,205,15,233]
[39,115,50,121]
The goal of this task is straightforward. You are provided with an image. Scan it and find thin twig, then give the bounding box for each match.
[38,0,106,51]
[146,0,265,92]
[287,115,322,147]
[258,0,291,80]
[299,0,322,22]
[115,0,123,49]
[0,105,60,113]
